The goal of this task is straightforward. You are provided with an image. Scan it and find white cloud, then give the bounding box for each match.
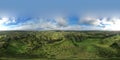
[54,17,67,27]
[80,16,101,26]
[0,16,16,30]
[102,17,120,30]
[9,16,68,30]
[2,15,120,31]
[81,16,120,30]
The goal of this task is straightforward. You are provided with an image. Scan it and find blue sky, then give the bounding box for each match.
[0,0,120,30]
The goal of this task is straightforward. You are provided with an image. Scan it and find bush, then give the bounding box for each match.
[95,46,117,58]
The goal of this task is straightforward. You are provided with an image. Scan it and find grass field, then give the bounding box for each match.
[0,31,120,59]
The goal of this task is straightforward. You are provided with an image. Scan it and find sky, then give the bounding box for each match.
[0,0,120,31]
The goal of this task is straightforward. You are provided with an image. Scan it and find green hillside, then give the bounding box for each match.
[0,31,120,59]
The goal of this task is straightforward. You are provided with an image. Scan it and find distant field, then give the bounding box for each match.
[0,31,120,59]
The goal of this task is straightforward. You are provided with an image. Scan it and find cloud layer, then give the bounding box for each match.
[1,15,120,31]
[80,16,120,30]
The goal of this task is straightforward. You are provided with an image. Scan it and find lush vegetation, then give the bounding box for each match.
[0,31,120,59]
